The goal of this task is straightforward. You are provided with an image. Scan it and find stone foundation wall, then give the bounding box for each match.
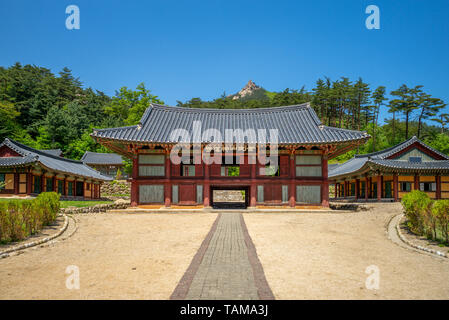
[101,180,131,198]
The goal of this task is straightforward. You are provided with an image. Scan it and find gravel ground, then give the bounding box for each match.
[243,203,449,299]
[0,213,216,299]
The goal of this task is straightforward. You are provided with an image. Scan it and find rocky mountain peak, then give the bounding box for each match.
[232,80,261,100]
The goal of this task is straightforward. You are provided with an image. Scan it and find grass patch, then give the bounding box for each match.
[60,200,113,208]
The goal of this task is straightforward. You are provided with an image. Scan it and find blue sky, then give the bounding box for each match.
[0,0,448,123]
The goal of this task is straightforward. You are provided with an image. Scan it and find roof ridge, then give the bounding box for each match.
[148,102,312,113]
[3,138,84,164]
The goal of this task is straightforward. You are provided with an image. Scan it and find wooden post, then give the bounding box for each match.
[377,174,382,201]
[393,173,399,202]
[321,154,329,207]
[355,179,360,200]
[41,172,45,194]
[164,154,171,207]
[250,154,257,207]
[203,152,210,207]
[73,178,77,198]
[364,175,369,201]
[414,174,419,191]
[335,183,338,199]
[63,176,67,196]
[131,156,138,206]
[289,153,295,207]
[14,172,19,195]
[436,175,441,200]
[26,172,32,194]
[53,176,57,193]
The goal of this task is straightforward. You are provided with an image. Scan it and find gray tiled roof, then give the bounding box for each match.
[39,149,63,157]
[0,138,112,181]
[81,151,123,165]
[370,159,449,170]
[92,103,370,145]
[328,157,369,178]
[0,155,38,167]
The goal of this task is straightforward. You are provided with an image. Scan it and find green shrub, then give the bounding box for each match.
[401,191,431,234]
[0,192,60,244]
[116,168,122,180]
[432,200,449,244]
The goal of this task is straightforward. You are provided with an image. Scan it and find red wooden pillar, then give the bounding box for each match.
[436,175,441,200]
[414,174,420,191]
[26,172,32,194]
[377,174,382,201]
[82,181,86,198]
[99,183,102,199]
[41,172,45,194]
[289,153,295,207]
[250,155,257,207]
[131,156,138,206]
[203,154,210,207]
[13,172,19,195]
[345,181,349,198]
[393,173,399,202]
[74,178,78,197]
[364,175,369,201]
[63,177,67,196]
[321,155,329,207]
[335,183,338,198]
[53,176,57,193]
[164,154,171,207]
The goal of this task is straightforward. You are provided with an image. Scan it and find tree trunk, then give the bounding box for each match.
[417,108,425,138]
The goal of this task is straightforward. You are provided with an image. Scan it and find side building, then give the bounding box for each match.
[0,138,112,198]
[329,136,449,201]
[81,151,126,179]
[91,103,369,208]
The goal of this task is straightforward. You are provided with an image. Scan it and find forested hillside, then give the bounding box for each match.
[1,63,448,163]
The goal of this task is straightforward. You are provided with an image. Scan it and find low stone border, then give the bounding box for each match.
[61,201,130,214]
[395,214,448,259]
[0,214,69,259]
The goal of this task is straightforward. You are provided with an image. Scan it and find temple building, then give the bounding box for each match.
[92,103,369,208]
[329,136,449,201]
[81,151,126,179]
[0,138,111,198]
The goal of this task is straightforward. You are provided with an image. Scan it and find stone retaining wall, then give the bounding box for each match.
[101,180,131,197]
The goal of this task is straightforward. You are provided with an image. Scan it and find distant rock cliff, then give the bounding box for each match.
[229,80,270,101]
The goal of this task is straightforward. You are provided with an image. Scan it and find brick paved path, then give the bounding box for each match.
[171,212,274,300]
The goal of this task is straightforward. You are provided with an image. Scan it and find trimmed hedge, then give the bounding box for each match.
[402,191,449,244]
[0,192,60,244]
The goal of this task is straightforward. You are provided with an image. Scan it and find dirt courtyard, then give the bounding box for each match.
[244,203,449,299]
[0,213,217,299]
[1,203,448,299]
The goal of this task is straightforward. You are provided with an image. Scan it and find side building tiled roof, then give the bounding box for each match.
[0,138,112,181]
[81,151,123,165]
[92,103,370,145]
[329,137,449,179]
